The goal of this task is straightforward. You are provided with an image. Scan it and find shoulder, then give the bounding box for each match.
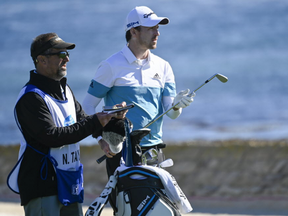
[103,50,125,64]
[15,91,48,118]
[16,90,45,105]
[149,52,173,73]
[150,52,170,66]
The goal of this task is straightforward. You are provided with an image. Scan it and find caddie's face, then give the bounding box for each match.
[137,25,160,50]
[43,48,69,81]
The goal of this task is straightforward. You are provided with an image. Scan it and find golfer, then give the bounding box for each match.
[82,6,195,210]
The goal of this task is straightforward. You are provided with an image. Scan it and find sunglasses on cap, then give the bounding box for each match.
[42,51,70,59]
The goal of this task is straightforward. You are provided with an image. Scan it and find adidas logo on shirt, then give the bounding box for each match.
[90,81,94,88]
[153,73,161,80]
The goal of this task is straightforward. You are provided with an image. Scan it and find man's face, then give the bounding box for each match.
[42,48,69,81]
[137,25,160,50]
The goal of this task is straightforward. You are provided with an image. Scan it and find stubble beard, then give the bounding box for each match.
[150,37,158,50]
[56,67,67,80]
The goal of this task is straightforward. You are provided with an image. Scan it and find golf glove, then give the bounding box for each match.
[173,89,195,109]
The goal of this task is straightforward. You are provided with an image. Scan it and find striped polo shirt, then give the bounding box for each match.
[87,45,176,147]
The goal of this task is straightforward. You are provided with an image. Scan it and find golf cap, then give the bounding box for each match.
[125,6,169,32]
[31,35,75,60]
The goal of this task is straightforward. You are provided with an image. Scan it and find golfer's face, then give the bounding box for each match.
[137,25,160,50]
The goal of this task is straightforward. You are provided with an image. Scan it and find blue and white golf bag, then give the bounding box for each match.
[85,119,192,216]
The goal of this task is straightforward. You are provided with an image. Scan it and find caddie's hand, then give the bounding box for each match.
[96,112,115,127]
[114,101,128,119]
[98,139,115,158]
[96,101,128,127]
[173,89,195,110]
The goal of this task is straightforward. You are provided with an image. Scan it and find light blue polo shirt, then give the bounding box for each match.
[88,45,176,147]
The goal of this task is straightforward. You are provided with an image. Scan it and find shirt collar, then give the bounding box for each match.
[29,70,67,100]
[121,45,153,64]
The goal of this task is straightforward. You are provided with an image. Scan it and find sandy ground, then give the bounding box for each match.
[0,202,276,216]
[0,203,262,216]
[0,199,287,216]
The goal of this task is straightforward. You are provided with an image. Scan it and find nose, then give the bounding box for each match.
[155,29,160,37]
[63,55,69,62]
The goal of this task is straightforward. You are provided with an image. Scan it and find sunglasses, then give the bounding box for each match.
[43,51,70,59]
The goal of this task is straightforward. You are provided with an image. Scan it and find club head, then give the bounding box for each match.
[141,148,158,165]
[216,74,228,83]
[159,158,174,168]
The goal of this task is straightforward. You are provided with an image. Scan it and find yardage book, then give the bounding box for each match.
[102,103,134,114]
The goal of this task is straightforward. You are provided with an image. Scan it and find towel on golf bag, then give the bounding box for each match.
[85,175,117,216]
[116,165,193,214]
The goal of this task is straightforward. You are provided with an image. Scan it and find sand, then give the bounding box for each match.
[0,201,286,216]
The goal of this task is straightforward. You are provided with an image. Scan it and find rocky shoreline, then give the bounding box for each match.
[1,139,288,206]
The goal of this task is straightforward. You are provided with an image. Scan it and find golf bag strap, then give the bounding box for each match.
[85,175,117,216]
[117,167,164,192]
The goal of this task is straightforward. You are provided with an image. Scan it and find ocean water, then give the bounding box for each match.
[0,0,287,145]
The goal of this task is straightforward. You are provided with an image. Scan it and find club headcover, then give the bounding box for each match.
[130,128,151,165]
[102,117,132,154]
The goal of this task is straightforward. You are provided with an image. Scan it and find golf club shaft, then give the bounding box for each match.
[192,73,219,93]
[144,73,221,128]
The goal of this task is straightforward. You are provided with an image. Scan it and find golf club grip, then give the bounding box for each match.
[96,154,107,164]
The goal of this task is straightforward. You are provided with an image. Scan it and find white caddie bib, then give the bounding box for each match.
[7,84,80,193]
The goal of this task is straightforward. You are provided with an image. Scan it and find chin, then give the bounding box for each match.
[58,70,67,78]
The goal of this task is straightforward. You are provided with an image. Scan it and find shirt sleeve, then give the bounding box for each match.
[15,92,103,148]
[163,62,177,97]
[87,61,114,98]
[163,96,182,119]
[162,61,180,119]
[82,94,102,115]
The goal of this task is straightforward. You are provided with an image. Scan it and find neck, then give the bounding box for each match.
[128,42,149,60]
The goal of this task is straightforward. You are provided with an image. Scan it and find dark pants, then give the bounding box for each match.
[24,195,83,216]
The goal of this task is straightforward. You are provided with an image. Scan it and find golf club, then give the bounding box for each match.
[159,158,174,168]
[96,73,228,164]
[144,73,228,128]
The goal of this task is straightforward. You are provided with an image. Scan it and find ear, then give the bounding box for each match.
[37,56,46,64]
[130,28,138,37]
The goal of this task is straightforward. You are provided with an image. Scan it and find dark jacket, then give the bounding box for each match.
[15,71,102,205]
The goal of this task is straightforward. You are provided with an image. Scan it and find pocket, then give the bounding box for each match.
[55,164,84,206]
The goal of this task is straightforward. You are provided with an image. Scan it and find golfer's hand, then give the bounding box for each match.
[98,139,115,158]
[173,89,195,110]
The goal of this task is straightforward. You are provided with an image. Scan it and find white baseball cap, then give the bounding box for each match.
[125,6,169,32]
